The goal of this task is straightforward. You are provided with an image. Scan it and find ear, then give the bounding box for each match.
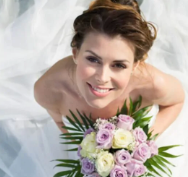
[132,60,140,72]
[72,48,79,64]
[89,0,96,8]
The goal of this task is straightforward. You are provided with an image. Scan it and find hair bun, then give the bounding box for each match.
[111,0,140,13]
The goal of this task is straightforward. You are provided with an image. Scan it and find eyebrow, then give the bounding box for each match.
[85,50,130,63]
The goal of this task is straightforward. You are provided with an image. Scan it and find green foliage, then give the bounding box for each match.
[52,159,83,177]
[144,144,182,177]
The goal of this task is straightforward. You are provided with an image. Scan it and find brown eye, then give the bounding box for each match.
[86,57,100,63]
[114,63,127,69]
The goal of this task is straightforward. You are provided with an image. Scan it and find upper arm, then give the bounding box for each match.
[34,69,65,124]
[34,83,64,123]
[34,80,63,110]
[47,109,63,123]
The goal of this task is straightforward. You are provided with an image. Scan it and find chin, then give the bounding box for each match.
[85,99,109,110]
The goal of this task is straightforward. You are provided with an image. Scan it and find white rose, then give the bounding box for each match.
[112,129,135,149]
[80,132,97,158]
[96,151,114,177]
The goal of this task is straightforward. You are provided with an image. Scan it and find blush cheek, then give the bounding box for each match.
[77,64,96,81]
[116,78,129,91]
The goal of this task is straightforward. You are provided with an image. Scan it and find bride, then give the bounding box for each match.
[0,0,188,177]
[35,0,185,136]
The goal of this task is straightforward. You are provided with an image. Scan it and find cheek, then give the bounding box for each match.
[115,74,131,89]
[77,64,95,81]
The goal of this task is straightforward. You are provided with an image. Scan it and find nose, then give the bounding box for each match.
[95,65,111,84]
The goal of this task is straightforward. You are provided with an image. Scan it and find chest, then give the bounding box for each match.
[59,88,153,122]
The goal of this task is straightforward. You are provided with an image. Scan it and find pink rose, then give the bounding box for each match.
[117,114,135,130]
[147,140,158,157]
[96,129,113,149]
[77,145,82,158]
[110,165,128,177]
[114,149,131,166]
[133,127,147,144]
[126,159,147,177]
[81,158,95,175]
[84,128,94,138]
[133,143,151,162]
[101,122,116,131]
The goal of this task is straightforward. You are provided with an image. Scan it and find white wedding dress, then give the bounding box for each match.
[0,0,188,177]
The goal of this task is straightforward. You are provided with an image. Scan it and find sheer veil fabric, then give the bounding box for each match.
[0,0,188,176]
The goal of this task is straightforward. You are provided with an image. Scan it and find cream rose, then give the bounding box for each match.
[112,129,135,149]
[95,151,114,177]
[80,132,97,158]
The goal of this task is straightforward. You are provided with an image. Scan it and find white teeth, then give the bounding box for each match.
[91,86,109,93]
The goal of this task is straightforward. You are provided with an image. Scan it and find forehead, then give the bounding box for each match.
[80,32,135,61]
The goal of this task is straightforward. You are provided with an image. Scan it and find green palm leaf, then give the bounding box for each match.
[116,107,120,116]
[150,133,159,141]
[145,172,155,177]
[120,98,128,115]
[158,145,182,152]
[69,110,85,132]
[158,151,182,158]
[53,159,79,164]
[148,158,171,177]
[76,109,94,129]
[60,136,83,140]
[67,170,75,177]
[53,170,73,177]
[74,166,82,177]
[132,105,152,121]
[61,141,82,145]
[54,163,77,168]
[76,109,89,129]
[147,130,154,140]
[64,148,78,151]
[61,126,81,132]
[83,112,94,128]
[60,133,84,137]
[145,161,162,177]
[153,156,172,175]
[143,124,150,135]
[66,116,82,132]
[133,116,153,129]
[132,95,142,112]
[156,155,175,167]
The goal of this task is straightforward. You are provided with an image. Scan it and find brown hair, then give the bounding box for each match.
[71,0,157,62]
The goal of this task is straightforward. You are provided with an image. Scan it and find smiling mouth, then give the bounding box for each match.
[87,83,114,93]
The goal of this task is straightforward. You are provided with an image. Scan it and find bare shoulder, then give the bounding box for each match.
[137,63,185,105]
[34,55,73,112]
[35,55,73,83]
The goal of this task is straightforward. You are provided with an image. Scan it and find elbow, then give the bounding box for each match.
[33,80,44,106]
[34,81,40,103]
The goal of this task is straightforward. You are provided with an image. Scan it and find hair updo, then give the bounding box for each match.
[71,0,157,62]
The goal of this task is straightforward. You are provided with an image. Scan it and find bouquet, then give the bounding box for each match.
[53,96,181,177]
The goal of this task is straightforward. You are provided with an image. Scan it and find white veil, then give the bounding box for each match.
[0,0,188,176]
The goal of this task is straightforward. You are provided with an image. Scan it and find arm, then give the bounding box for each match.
[47,109,69,134]
[34,79,67,134]
[149,102,184,136]
[149,70,185,136]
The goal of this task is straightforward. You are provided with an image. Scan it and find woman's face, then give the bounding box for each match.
[73,32,136,109]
